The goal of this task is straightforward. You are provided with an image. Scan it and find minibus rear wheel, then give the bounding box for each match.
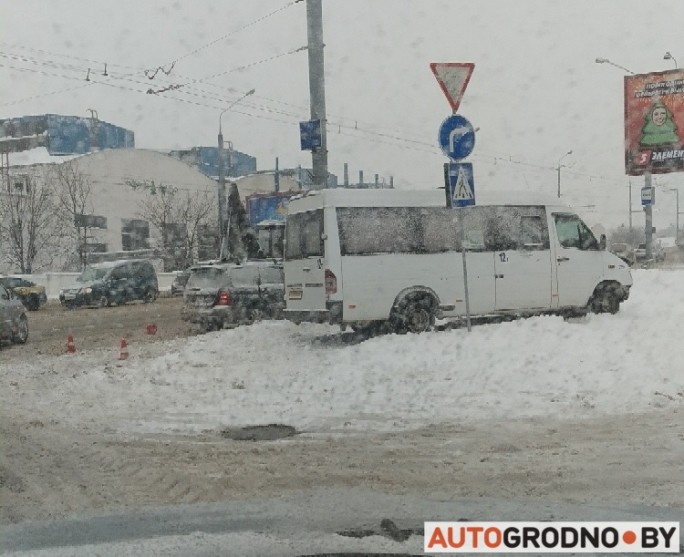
[391,294,437,334]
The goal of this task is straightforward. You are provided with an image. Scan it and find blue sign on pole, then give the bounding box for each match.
[299,119,322,151]
[447,162,475,207]
[438,114,475,161]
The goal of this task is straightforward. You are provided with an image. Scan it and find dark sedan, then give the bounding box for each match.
[0,283,29,347]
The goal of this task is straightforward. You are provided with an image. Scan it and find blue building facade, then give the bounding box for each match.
[0,114,134,154]
[168,146,257,178]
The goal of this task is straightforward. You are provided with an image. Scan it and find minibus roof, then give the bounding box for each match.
[287,188,573,213]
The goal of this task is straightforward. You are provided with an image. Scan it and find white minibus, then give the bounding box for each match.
[283,189,632,333]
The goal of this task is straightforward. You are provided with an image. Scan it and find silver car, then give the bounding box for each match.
[181,261,285,332]
[0,283,29,347]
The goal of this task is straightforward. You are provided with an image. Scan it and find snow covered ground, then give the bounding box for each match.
[1,269,682,437]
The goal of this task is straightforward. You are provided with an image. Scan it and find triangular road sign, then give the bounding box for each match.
[430,62,474,113]
[452,166,474,202]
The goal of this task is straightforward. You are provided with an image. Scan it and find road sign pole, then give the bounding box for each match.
[445,165,471,332]
[434,61,475,332]
[460,214,472,332]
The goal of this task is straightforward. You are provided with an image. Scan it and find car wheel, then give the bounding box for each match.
[98,295,110,308]
[246,308,264,325]
[391,296,436,334]
[143,289,156,304]
[28,294,41,311]
[13,315,29,344]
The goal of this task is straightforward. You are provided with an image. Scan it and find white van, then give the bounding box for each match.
[283,189,632,333]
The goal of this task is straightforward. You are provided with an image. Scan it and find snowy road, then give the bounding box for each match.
[1,268,683,537]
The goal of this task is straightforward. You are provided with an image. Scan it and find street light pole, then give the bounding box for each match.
[217,88,255,260]
[556,150,573,198]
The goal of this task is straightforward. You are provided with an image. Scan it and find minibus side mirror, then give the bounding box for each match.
[599,234,607,251]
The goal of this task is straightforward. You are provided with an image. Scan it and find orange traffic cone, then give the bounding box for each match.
[146,323,157,335]
[66,335,76,354]
[118,338,129,360]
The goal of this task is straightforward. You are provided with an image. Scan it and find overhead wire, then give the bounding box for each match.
[150,0,303,72]
[1,50,633,190]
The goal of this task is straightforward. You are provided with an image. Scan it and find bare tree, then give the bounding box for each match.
[173,189,214,269]
[126,180,175,257]
[0,170,61,273]
[51,161,93,270]
[127,180,215,270]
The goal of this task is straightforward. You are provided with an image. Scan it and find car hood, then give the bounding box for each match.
[64,280,103,291]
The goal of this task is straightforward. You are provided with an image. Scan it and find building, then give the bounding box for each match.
[167,146,256,179]
[1,149,220,272]
[0,114,134,155]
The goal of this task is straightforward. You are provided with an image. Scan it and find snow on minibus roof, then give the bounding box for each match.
[286,188,573,213]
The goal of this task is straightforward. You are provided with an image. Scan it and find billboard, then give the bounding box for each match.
[246,193,293,225]
[624,69,684,176]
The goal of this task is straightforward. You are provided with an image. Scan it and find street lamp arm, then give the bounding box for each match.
[664,52,678,69]
[595,57,635,75]
[556,149,573,199]
[219,88,256,133]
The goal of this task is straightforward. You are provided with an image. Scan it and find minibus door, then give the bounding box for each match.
[284,210,327,312]
[552,213,604,308]
[494,214,553,311]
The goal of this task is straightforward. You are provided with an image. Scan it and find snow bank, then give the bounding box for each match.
[1,269,682,436]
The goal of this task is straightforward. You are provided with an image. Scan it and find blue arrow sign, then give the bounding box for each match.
[438,114,475,161]
[299,119,322,150]
[447,162,475,207]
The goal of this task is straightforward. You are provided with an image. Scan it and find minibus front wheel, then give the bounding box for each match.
[589,282,621,315]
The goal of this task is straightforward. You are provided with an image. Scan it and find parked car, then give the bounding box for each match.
[0,275,48,311]
[608,243,635,266]
[0,283,29,347]
[181,260,285,331]
[59,259,159,308]
[634,242,666,264]
[171,270,191,296]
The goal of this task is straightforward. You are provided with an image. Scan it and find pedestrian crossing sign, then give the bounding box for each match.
[447,162,475,207]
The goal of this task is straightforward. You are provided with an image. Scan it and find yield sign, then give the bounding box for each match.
[430,62,474,113]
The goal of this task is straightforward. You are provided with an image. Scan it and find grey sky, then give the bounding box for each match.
[2,0,683,229]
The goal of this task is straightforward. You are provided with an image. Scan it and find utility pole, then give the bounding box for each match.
[306,0,328,189]
[644,172,653,262]
[667,187,680,240]
[628,181,640,238]
[274,157,280,193]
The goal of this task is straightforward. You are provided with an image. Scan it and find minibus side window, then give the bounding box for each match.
[421,208,460,253]
[485,207,517,251]
[553,213,599,250]
[520,216,548,249]
[337,207,422,255]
